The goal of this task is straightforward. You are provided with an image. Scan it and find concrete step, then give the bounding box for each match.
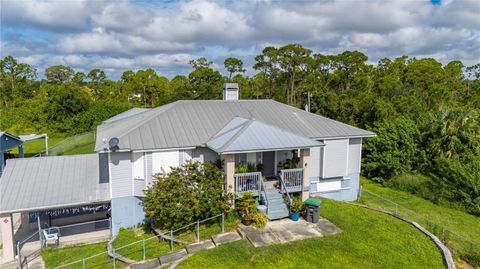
[268,209,289,220]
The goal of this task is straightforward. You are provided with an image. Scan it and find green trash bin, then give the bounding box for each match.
[304,198,321,223]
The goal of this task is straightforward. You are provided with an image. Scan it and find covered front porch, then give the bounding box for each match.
[206,116,324,220]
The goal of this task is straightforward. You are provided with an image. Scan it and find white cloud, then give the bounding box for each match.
[1,0,104,32]
[1,0,479,78]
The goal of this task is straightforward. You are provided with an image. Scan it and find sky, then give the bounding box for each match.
[1,0,479,79]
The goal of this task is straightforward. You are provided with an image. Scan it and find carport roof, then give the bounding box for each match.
[0,154,110,214]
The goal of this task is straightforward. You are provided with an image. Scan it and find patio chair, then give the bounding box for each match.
[42,227,61,247]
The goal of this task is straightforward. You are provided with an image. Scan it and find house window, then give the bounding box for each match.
[133,152,145,180]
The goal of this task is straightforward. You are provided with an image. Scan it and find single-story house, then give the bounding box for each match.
[0,83,374,262]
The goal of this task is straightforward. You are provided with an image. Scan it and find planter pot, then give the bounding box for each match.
[242,219,253,226]
[290,212,300,221]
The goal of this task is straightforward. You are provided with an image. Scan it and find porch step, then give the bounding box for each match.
[263,188,290,220]
[268,208,289,220]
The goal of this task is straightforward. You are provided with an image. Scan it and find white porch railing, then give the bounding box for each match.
[234,172,262,196]
[280,168,303,192]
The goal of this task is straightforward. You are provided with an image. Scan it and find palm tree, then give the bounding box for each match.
[425,108,480,158]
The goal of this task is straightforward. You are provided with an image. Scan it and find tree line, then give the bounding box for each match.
[1,43,479,215]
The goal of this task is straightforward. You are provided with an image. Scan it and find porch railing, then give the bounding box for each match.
[234,172,262,196]
[279,173,292,211]
[280,168,303,192]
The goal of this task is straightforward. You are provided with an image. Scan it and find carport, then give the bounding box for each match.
[0,154,110,263]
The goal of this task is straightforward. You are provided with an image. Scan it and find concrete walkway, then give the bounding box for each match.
[237,218,341,247]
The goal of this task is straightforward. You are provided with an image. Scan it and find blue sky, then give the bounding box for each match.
[1,0,479,79]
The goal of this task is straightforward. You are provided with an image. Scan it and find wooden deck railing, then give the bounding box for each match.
[234,172,262,196]
[280,168,303,192]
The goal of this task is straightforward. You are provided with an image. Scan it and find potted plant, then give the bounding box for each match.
[289,196,304,221]
[237,192,257,226]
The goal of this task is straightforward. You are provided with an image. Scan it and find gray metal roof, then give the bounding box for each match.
[102,107,150,124]
[95,100,375,151]
[0,131,23,152]
[207,117,323,154]
[0,154,110,214]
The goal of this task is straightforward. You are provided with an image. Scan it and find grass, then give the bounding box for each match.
[359,178,480,267]
[112,228,183,261]
[113,214,238,261]
[9,131,96,157]
[177,199,445,269]
[10,136,64,157]
[41,242,124,269]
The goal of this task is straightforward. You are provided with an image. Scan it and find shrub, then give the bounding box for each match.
[252,213,268,228]
[236,192,258,221]
[385,173,432,197]
[235,162,258,173]
[143,161,231,230]
[289,196,304,213]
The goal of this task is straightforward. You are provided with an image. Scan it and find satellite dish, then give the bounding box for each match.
[108,137,119,151]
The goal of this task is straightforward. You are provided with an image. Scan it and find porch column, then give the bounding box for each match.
[300,149,311,201]
[18,144,24,158]
[1,213,15,262]
[224,154,235,196]
[21,212,32,232]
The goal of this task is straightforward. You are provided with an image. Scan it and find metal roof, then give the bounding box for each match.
[95,100,375,151]
[207,117,324,154]
[0,154,110,214]
[102,107,150,124]
[0,131,23,152]
[18,133,48,142]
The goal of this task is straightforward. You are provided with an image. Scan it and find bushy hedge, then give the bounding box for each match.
[143,161,231,230]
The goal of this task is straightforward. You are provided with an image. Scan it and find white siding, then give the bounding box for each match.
[132,152,145,180]
[193,147,219,163]
[179,149,193,165]
[323,139,348,178]
[316,180,342,192]
[348,138,362,175]
[110,152,133,198]
[133,179,146,197]
[152,150,179,175]
[310,146,321,179]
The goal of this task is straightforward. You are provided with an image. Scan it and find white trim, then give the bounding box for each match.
[220,145,323,155]
[311,134,376,140]
[132,147,195,153]
[345,139,350,176]
[321,145,325,179]
[358,138,363,171]
[108,152,112,199]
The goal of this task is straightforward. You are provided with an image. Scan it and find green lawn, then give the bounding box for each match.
[41,242,124,269]
[177,199,445,269]
[11,136,64,157]
[112,214,238,261]
[10,131,96,157]
[359,179,480,267]
[112,228,183,261]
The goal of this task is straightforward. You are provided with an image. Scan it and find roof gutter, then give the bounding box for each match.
[217,145,324,155]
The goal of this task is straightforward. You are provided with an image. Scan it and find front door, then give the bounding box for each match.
[262,151,275,177]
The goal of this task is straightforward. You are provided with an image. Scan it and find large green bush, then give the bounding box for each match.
[362,117,427,180]
[143,161,231,230]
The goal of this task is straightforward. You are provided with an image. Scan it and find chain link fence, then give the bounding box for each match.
[33,131,96,157]
[358,187,480,267]
[52,213,225,269]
